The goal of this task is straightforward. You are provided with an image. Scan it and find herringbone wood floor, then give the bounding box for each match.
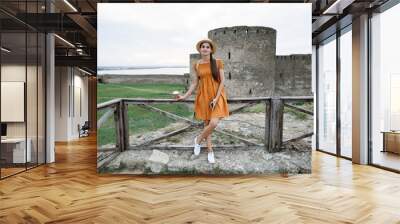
[1,134,400,224]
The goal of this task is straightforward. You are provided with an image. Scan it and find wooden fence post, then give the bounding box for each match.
[114,100,129,152]
[120,100,129,151]
[264,99,271,150]
[266,98,284,152]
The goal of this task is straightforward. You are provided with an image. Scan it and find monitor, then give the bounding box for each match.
[1,123,7,137]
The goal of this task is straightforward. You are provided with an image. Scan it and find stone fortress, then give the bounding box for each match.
[188,26,312,97]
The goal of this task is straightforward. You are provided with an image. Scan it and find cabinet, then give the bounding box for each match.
[382,131,400,154]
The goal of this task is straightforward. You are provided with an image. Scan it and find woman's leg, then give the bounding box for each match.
[201,120,212,152]
[204,120,213,152]
[206,133,212,152]
[196,117,220,149]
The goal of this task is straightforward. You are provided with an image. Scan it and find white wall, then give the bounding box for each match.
[1,65,26,135]
[1,65,41,138]
[55,67,89,141]
[55,66,69,141]
[1,63,46,164]
[72,72,89,138]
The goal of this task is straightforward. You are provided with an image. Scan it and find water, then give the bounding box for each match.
[98,67,189,75]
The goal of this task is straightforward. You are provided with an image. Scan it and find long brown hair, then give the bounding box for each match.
[200,41,220,82]
[210,53,220,83]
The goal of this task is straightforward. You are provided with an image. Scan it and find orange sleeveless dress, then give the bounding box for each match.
[194,59,230,121]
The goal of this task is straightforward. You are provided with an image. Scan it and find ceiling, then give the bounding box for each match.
[0,0,393,72]
[0,0,98,73]
[309,0,390,44]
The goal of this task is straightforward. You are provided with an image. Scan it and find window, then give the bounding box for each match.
[317,35,337,154]
[0,2,47,179]
[340,27,352,158]
[370,3,400,171]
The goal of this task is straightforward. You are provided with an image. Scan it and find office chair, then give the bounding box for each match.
[78,121,90,138]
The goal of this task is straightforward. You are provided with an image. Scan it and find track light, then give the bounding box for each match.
[54,34,75,48]
[1,47,11,53]
[78,67,93,76]
[322,0,355,15]
[63,0,78,12]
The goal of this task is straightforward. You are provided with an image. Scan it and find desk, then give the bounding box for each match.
[382,131,400,154]
[1,138,31,163]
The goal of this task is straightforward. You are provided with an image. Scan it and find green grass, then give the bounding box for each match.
[97,83,187,103]
[97,110,117,147]
[97,83,192,146]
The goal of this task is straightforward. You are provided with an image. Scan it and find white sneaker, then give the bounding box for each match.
[194,136,201,156]
[207,151,215,163]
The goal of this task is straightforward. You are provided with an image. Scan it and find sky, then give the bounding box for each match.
[98,3,311,67]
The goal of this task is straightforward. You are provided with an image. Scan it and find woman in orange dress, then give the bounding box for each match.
[175,38,229,163]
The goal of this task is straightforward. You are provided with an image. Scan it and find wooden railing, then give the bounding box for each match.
[97,96,313,154]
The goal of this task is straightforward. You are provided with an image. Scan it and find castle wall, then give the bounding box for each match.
[207,26,276,97]
[275,54,312,96]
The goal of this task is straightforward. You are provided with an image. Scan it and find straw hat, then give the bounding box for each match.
[196,38,216,54]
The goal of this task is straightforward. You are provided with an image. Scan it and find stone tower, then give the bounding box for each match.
[209,26,276,97]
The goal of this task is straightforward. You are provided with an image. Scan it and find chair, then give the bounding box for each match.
[78,121,90,138]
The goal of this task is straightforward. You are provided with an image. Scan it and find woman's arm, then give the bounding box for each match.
[182,69,199,99]
[214,62,225,102]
